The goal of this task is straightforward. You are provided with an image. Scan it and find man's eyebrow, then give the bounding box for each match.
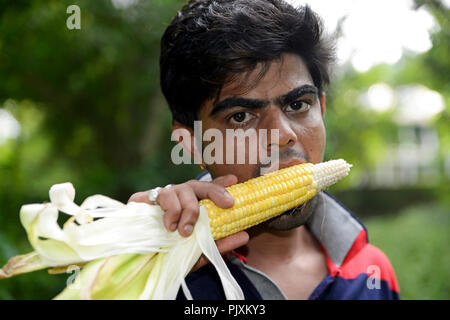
[277,84,319,106]
[209,97,269,116]
[209,84,319,117]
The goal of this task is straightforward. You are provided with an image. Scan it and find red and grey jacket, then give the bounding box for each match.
[177,172,400,300]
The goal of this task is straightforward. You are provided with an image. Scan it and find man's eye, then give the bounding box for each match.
[286,101,311,112]
[230,112,252,124]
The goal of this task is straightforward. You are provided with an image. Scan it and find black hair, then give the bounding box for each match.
[160,0,335,127]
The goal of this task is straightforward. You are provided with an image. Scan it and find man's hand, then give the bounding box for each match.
[127,174,249,272]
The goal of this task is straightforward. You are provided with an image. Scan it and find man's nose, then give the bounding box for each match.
[262,107,297,148]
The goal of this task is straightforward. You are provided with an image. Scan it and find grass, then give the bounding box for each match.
[363,203,450,300]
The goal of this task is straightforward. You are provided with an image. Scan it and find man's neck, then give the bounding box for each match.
[238,225,322,264]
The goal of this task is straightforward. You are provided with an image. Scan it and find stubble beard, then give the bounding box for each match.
[260,194,319,230]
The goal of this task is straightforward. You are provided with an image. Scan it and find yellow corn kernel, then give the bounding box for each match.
[200,160,351,240]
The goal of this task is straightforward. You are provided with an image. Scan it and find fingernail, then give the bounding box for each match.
[184,224,193,235]
[170,223,177,231]
[223,190,233,200]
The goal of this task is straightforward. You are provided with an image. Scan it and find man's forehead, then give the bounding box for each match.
[225,54,312,95]
[200,53,315,116]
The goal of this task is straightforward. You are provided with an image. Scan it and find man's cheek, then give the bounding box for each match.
[298,121,325,163]
[310,123,326,163]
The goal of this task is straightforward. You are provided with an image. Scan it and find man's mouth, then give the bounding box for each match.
[278,159,306,170]
[261,158,307,174]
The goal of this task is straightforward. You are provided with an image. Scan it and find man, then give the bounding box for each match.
[129,0,400,299]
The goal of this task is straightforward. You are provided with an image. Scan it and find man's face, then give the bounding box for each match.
[197,53,326,181]
[176,53,327,229]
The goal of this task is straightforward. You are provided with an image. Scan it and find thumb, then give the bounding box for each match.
[211,174,238,188]
[190,231,249,273]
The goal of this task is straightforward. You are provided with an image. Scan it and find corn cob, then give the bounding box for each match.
[0,159,351,300]
[203,159,351,240]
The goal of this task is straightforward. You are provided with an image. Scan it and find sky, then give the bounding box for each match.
[287,0,445,124]
[288,0,439,72]
[0,108,21,144]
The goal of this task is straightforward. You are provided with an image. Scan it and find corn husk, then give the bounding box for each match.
[0,182,243,299]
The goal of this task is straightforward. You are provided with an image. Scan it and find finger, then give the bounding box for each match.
[190,231,249,272]
[127,191,151,204]
[187,180,235,209]
[211,174,238,188]
[216,231,249,254]
[210,175,238,207]
[157,187,182,231]
[176,187,200,237]
[190,254,209,273]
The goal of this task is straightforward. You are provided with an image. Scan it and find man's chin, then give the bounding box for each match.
[260,195,319,230]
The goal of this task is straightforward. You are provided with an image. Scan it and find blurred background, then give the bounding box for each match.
[0,0,448,299]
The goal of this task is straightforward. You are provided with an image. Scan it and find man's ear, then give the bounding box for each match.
[320,93,326,117]
[172,121,203,165]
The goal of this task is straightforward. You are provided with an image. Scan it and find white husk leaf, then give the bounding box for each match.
[2,182,244,300]
[195,206,244,299]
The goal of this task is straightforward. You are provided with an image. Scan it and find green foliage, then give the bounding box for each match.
[0,0,200,300]
[0,0,448,299]
[364,204,450,299]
